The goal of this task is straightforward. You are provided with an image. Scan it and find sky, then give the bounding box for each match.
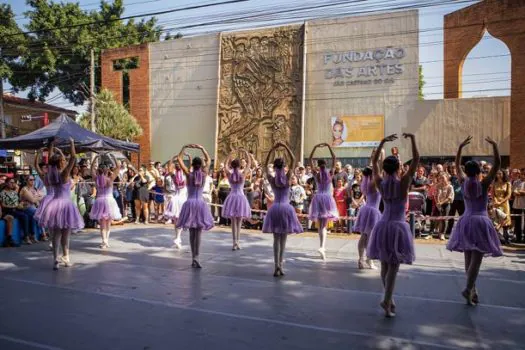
[5,0,511,114]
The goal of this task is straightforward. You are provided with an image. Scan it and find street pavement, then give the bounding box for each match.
[0,225,524,350]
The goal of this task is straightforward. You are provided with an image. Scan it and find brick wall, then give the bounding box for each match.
[444,0,525,168]
[101,44,150,166]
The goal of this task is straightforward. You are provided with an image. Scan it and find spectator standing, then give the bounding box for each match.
[446,165,465,237]
[492,170,512,244]
[435,172,454,240]
[512,170,525,243]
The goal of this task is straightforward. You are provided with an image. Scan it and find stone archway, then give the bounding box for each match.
[444,0,525,167]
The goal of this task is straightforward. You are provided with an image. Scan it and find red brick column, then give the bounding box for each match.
[444,0,525,167]
[101,44,150,166]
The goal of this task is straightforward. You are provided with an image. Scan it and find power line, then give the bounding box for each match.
[7,0,250,38]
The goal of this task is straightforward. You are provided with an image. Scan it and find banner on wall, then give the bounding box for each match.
[330,115,384,147]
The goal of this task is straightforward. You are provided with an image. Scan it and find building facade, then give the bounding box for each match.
[101,4,515,166]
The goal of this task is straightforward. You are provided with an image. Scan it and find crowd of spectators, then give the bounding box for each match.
[2,154,524,248]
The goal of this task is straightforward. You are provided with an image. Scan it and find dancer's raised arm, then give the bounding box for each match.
[197,144,211,174]
[455,136,471,182]
[279,142,296,178]
[34,149,45,177]
[62,138,77,180]
[109,154,121,183]
[308,144,321,174]
[264,145,278,179]
[91,154,100,179]
[373,134,397,188]
[240,148,252,177]
[177,145,190,176]
[401,133,420,194]
[482,137,501,188]
[326,144,337,173]
[224,151,235,175]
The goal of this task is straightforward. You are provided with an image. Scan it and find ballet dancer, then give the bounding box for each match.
[308,143,339,260]
[164,156,188,249]
[38,139,84,270]
[89,154,122,249]
[222,148,252,250]
[354,166,381,270]
[262,142,303,277]
[34,147,58,242]
[175,144,214,268]
[446,136,502,305]
[367,133,418,317]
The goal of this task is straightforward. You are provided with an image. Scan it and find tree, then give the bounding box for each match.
[78,89,142,140]
[418,65,425,100]
[10,0,161,105]
[0,4,30,138]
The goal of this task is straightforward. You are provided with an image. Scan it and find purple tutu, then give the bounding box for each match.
[367,220,415,264]
[366,176,414,264]
[308,193,339,221]
[34,189,54,223]
[164,187,187,220]
[89,197,122,221]
[38,181,84,230]
[262,184,303,235]
[176,171,214,230]
[309,169,338,221]
[446,215,503,257]
[353,206,381,235]
[222,181,251,219]
[446,178,502,257]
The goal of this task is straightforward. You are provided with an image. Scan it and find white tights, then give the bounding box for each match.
[99,219,111,246]
[272,233,288,269]
[231,217,243,247]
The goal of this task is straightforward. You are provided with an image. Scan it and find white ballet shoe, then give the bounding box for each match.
[173,239,182,250]
[367,259,378,270]
[318,247,326,261]
[61,256,73,267]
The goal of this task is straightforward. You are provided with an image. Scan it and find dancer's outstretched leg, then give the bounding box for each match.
[52,229,62,270]
[279,234,288,275]
[272,233,280,276]
[318,219,327,260]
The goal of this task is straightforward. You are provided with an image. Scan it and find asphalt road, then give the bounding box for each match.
[0,226,524,350]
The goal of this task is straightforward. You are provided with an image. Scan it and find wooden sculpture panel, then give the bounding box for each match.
[217,26,304,164]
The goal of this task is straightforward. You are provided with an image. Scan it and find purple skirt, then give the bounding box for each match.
[367,219,415,264]
[446,214,502,257]
[353,206,381,235]
[34,194,53,222]
[308,193,338,221]
[262,202,303,235]
[176,198,214,230]
[89,196,122,221]
[38,198,85,230]
[222,192,251,219]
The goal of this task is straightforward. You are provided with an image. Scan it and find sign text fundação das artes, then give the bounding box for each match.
[324,47,406,86]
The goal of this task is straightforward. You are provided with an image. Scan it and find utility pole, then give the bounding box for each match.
[0,47,5,139]
[0,78,5,139]
[90,48,96,132]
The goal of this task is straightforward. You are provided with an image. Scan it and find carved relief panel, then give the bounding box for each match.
[217,26,304,164]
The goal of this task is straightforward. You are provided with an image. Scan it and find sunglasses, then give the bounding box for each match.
[28,178,35,181]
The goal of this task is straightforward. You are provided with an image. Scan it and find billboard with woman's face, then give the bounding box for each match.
[330,115,384,147]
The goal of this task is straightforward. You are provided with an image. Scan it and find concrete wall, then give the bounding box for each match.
[394,96,510,157]
[149,35,220,162]
[305,10,419,158]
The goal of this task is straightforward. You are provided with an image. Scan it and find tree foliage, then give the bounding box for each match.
[10,0,162,105]
[78,89,142,140]
[0,4,28,82]
[418,65,425,100]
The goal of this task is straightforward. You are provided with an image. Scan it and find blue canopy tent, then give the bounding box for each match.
[0,114,139,153]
